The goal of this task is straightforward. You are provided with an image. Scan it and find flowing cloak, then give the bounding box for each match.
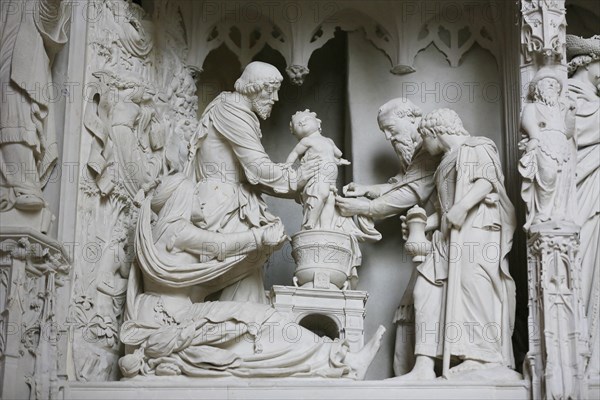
[193,92,293,228]
[121,198,353,378]
[190,92,295,302]
[134,197,261,291]
[569,78,600,373]
[417,136,517,366]
[0,0,70,184]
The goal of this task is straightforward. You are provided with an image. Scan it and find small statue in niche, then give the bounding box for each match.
[397,109,517,380]
[119,173,386,379]
[285,110,350,230]
[566,34,600,378]
[519,66,577,229]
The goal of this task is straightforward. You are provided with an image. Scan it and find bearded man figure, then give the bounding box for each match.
[519,67,577,229]
[189,61,317,304]
[335,98,441,376]
[398,109,517,380]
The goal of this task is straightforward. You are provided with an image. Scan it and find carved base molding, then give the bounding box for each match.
[270,285,367,351]
[0,228,71,400]
[66,379,531,400]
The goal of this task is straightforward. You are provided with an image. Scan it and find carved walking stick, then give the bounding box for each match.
[442,227,460,379]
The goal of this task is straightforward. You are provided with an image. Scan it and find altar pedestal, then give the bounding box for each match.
[270,285,368,351]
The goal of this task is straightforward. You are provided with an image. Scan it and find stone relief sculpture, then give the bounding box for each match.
[519,66,578,230]
[397,109,518,380]
[118,173,385,379]
[70,0,190,381]
[0,0,70,212]
[189,61,319,304]
[567,34,600,378]
[335,98,440,376]
[285,110,380,290]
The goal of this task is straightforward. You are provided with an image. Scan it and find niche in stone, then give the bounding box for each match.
[299,314,341,340]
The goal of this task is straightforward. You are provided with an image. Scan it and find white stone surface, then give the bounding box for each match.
[271,285,368,351]
[66,379,531,400]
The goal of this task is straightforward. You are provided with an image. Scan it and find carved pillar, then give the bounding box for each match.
[0,229,70,400]
[526,227,587,399]
[519,1,589,399]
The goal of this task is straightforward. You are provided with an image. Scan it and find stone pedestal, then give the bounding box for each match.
[270,285,367,351]
[0,228,71,400]
[525,224,588,400]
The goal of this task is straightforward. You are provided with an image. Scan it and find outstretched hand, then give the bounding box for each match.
[335,195,370,217]
[343,182,383,199]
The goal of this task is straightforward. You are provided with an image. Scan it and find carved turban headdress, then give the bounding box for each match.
[566,35,600,74]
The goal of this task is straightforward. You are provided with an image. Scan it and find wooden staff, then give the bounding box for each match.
[442,227,460,379]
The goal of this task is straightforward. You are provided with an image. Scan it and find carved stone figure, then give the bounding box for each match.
[190,61,318,304]
[336,98,440,221]
[286,110,350,230]
[286,109,380,290]
[334,98,441,376]
[118,173,385,379]
[88,70,164,199]
[567,34,600,378]
[397,109,517,380]
[519,67,578,229]
[0,0,70,211]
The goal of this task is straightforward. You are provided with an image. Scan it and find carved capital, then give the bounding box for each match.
[521,0,567,62]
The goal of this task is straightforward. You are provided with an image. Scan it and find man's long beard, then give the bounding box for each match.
[537,89,559,106]
[392,134,416,174]
[252,99,274,120]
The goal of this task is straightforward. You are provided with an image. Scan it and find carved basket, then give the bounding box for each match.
[291,230,354,290]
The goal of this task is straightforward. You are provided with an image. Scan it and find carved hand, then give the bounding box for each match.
[260,221,288,249]
[296,159,320,190]
[446,203,469,230]
[343,182,367,197]
[400,215,409,240]
[335,195,370,217]
[343,182,383,199]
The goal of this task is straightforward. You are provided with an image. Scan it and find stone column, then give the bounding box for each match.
[519,1,589,398]
[0,229,70,400]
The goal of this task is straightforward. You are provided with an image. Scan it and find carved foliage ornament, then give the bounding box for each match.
[521,0,566,62]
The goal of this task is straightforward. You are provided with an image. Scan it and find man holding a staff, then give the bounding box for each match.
[398,108,517,380]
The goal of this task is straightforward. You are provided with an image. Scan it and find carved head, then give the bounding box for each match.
[235,62,283,120]
[377,98,422,172]
[418,109,468,155]
[377,97,422,171]
[290,109,321,139]
[530,67,562,106]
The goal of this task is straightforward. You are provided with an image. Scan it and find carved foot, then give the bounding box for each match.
[390,355,436,381]
[14,193,45,211]
[345,325,386,380]
[448,360,500,375]
[155,362,181,376]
